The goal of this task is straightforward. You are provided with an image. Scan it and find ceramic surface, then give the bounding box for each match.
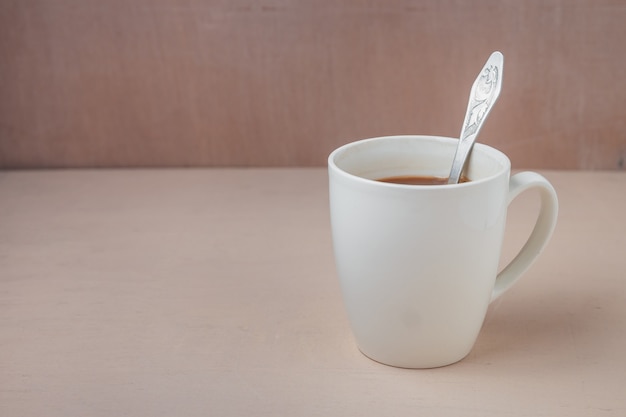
[328,135,558,368]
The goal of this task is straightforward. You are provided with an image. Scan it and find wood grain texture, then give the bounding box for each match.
[1,169,626,415]
[1,0,625,168]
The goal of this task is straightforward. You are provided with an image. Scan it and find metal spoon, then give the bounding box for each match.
[448,51,504,184]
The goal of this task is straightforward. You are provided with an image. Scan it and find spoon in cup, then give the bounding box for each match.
[448,51,504,184]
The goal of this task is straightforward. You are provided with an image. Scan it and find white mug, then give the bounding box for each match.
[328,135,558,368]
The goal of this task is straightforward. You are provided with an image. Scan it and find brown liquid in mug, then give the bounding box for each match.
[377,175,471,185]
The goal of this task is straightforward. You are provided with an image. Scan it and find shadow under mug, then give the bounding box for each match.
[328,135,558,368]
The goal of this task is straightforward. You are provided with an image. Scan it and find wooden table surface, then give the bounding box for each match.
[1,169,625,416]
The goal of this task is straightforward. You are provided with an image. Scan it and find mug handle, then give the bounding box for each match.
[491,172,559,301]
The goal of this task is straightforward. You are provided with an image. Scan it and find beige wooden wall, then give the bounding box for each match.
[1,0,625,169]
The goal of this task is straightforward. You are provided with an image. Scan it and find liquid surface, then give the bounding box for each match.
[376,175,470,185]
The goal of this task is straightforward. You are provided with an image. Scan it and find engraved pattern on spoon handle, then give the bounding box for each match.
[448,52,503,184]
[461,64,500,141]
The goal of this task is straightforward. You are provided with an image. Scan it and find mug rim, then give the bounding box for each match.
[328,135,511,189]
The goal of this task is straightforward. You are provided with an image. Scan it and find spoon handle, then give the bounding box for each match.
[448,51,504,184]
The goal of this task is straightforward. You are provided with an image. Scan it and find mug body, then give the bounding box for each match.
[328,135,511,368]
